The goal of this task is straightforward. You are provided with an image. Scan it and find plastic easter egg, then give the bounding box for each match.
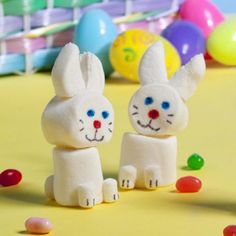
[207,18,236,65]
[110,29,181,82]
[162,20,205,65]
[74,9,118,77]
[180,0,224,38]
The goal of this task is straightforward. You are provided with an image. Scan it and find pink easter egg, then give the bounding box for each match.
[180,0,224,38]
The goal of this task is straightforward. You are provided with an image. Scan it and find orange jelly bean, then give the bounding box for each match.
[176,176,202,193]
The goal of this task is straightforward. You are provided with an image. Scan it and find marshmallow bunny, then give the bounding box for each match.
[41,43,118,208]
[119,42,205,190]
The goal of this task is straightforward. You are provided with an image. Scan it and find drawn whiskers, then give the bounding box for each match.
[166,114,174,125]
[108,122,113,133]
[79,119,85,132]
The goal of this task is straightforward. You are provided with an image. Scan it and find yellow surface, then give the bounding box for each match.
[1,67,236,236]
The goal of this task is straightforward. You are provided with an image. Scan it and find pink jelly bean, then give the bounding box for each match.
[176,176,202,193]
[25,217,53,234]
[0,169,22,187]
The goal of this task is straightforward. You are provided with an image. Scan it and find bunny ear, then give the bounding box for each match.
[169,54,206,101]
[139,41,168,86]
[52,43,85,98]
[79,52,105,93]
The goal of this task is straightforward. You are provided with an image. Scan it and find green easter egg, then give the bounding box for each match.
[207,18,236,65]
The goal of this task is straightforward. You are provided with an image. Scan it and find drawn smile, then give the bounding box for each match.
[85,130,104,142]
[137,120,160,132]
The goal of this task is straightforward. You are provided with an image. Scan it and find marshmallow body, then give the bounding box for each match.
[53,147,103,206]
[119,133,177,188]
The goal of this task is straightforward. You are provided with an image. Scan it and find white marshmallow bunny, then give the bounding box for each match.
[119,42,205,190]
[42,43,118,208]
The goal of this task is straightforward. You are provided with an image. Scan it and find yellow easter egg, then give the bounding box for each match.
[207,18,236,65]
[109,29,181,82]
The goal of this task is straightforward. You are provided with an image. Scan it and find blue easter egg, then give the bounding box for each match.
[162,20,206,65]
[74,9,118,77]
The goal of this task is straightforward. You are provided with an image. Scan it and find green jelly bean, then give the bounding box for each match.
[187,153,204,170]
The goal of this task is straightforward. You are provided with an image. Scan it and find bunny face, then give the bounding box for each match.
[41,43,115,149]
[129,84,188,136]
[76,92,114,146]
[130,41,205,137]
[42,91,114,149]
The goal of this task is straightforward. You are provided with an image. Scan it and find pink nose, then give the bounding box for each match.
[93,120,102,129]
[148,109,159,120]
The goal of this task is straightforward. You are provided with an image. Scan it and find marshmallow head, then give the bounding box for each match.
[129,41,205,136]
[129,84,188,136]
[42,91,114,149]
[41,43,114,149]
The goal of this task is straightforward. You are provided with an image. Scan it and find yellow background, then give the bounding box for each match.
[1,66,236,235]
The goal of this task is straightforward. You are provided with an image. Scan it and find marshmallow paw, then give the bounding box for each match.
[144,166,160,190]
[119,165,137,189]
[103,178,119,202]
[78,184,97,208]
[44,175,54,200]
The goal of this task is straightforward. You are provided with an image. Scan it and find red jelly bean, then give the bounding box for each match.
[176,176,202,193]
[224,225,236,236]
[0,169,22,187]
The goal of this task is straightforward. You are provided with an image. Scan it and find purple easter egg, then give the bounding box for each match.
[162,20,206,65]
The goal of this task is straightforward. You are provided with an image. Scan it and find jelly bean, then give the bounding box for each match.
[176,176,202,193]
[224,225,236,236]
[187,153,204,170]
[25,217,53,234]
[0,169,22,187]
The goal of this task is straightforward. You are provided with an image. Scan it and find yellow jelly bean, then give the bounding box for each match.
[109,29,181,82]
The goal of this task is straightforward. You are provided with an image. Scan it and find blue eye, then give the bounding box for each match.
[144,97,154,105]
[87,109,95,117]
[102,111,109,119]
[161,101,170,110]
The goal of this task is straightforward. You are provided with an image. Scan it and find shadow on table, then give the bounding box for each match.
[168,191,236,215]
[0,174,121,210]
[0,183,45,205]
